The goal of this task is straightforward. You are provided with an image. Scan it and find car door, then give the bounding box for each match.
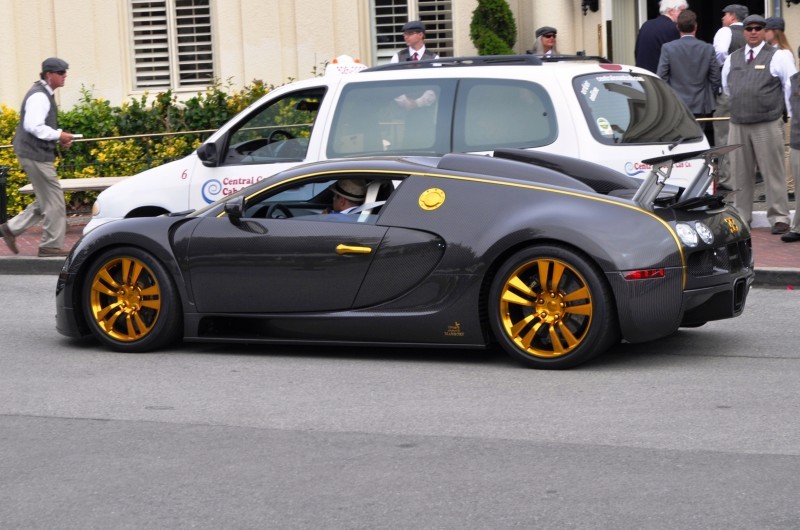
[185,214,388,313]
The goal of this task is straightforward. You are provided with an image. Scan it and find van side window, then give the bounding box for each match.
[327,80,456,157]
[453,79,558,152]
[224,87,326,165]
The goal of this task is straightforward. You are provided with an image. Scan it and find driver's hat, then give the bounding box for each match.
[331,179,367,203]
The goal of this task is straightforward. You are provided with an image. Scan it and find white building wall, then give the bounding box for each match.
[0,0,790,112]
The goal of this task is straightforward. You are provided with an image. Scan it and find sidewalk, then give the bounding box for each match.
[1,212,798,287]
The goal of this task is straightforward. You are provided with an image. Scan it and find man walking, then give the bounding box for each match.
[0,57,76,257]
[657,9,720,144]
[722,15,795,233]
[634,0,688,73]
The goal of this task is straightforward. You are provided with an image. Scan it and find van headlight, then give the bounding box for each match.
[91,200,101,216]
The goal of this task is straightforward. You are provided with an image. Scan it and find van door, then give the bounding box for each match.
[188,86,329,207]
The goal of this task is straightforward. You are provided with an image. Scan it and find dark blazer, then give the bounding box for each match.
[657,35,721,115]
[635,14,680,73]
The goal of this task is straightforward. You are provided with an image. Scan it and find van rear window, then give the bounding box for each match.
[573,73,703,145]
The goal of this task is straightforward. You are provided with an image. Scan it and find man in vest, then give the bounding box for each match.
[1,57,77,257]
[722,15,796,234]
[390,20,439,63]
[712,4,747,191]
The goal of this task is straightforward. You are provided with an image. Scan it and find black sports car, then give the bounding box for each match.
[56,147,753,369]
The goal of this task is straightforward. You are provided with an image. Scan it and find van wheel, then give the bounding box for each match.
[489,245,618,369]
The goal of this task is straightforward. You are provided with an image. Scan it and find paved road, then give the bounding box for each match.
[2,276,799,528]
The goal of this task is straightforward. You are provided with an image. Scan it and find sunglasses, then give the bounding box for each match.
[542,33,557,38]
[744,26,764,32]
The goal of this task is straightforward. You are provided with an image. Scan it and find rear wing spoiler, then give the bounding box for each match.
[633,144,741,209]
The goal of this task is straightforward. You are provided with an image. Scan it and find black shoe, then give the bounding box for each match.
[771,222,790,235]
[789,192,796,202]
[755,171,764,183]
[756,194,766,202]
[781,231,800,242]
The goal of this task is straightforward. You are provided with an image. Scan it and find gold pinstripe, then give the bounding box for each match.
[221,167,688,287]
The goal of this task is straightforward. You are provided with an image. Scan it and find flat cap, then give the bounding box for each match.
[766,16,785,31]
[402,20,426,33]
[535,26,557,38]
[742,14,767,27]
[722,4,748,22]
[41,57,69,73]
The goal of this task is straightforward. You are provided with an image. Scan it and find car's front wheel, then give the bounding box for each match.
[82,247,182,352]
[489,245,618,369]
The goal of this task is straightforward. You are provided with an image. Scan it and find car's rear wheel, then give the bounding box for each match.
[489,245,618,369]
[82,247,182,352]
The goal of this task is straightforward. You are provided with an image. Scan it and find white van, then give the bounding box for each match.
[85,55,709,233]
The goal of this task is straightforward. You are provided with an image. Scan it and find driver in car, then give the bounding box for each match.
[323,179,367,216]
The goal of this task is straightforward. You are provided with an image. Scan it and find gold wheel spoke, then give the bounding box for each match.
[550,261,565,291]
[92,281,119,298]
[556,321,580,348]
[140,299,161,311]
[132,313,150,337]
[502,289,534,307]
[129,261,145,286]
[100,306,125,332]
[520,321,543,349]
[98,268,121,290]
[509,314,536,337]
[548,325,565,354]
[537,260,551,291]
[565,302,592,316]
[562,286,589,302]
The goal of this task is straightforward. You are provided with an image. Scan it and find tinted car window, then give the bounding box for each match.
[453,79,558,152]
[573,72,703,145]
[223,87,326,164]
[327,80,456,157]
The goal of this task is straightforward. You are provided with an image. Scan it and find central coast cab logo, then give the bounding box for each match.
[201,176,266,203]
[624,161,650,177]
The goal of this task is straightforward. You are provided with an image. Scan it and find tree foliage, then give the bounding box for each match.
[470,0,517,55]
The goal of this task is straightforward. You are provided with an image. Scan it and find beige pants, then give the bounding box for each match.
[729,118,791,226]
[7,157,66,249]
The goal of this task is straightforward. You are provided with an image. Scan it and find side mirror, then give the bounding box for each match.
[197,142,219,167]
[224,196,244,226]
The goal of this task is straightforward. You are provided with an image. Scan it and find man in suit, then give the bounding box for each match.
[657,9,721,145]
[634,0,688,73]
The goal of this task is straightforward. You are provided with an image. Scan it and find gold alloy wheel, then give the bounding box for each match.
[87,256,162,342]
[498,258,593,358]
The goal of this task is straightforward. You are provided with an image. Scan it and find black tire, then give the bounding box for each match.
[81,247,182,352]
[488,244,618,369]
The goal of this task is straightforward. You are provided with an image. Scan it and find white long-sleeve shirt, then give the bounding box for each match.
[22,80,61,141]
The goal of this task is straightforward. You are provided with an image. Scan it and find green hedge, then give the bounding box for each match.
[0,79,272,216]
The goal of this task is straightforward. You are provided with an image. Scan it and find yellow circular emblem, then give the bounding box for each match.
[419,188,446,210]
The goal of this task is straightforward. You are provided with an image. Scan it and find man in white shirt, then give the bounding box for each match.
[712,4,747,191]
[722,15,796,233]
[390,20,439,63]
[1,57,77,257]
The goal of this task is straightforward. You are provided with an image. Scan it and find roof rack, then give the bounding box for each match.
[363,54,610,72]
[535,54,611,64]
[363,55,542,72]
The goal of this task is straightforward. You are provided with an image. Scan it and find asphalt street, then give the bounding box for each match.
[1,276,799,528]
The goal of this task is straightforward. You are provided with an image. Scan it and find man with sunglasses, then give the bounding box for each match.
[0,57,77,257]
[722,15,796,234]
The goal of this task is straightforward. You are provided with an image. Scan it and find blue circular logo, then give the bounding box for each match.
[201,179,222,204]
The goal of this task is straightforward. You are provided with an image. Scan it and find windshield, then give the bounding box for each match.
[573,72,703,146]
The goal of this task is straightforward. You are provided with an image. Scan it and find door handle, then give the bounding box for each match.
[336,244,372,255]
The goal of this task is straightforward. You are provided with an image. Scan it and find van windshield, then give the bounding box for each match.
[572,72,704,145]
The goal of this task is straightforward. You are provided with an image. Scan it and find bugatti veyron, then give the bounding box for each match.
[56,147,753,369]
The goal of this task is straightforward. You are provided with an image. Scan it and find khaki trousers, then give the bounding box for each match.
[7,157,66,249]
[729,118,791,226]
